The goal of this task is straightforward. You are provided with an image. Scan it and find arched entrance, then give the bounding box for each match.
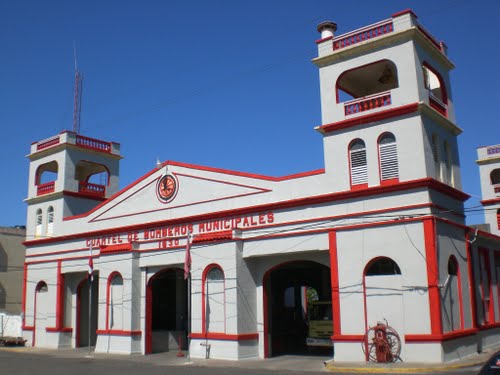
[146,268,187,354]
[33,281,48,347]
[264,261,331,357]
[76,276,98,348]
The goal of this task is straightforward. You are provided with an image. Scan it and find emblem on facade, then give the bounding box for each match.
[156,174,178,203]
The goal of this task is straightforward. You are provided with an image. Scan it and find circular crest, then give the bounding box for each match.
[156,174,178,203]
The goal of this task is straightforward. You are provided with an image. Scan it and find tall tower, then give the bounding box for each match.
[477,144,500,235]
[313,10,463,198]
[25,132,122,240]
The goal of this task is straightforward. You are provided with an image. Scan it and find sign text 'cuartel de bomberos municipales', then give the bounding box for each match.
[86,212,275,249]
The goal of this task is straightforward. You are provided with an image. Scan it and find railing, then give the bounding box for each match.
[76,135,111,153]
[416,22,444,52]
[79,182,106,197]
[36,136,60,151]
[487,146,500,156]
[344,92,391,115]
[37,182,55,196]
[428,92,447,117]
[494,185,500,194]
[333,19,394,51]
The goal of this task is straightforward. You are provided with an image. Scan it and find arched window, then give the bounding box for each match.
[491,169,500,196]
[443,141,453,186]
[349,139,368,188]
[108,273,123,330]
[423,63,448,117]
[35,209,43,238]
[431,134,441,181]
[365,257,401,276]
[378,133,399,183]
[46,206,54,237]
[204,265,225,333]
[444,256,463,332]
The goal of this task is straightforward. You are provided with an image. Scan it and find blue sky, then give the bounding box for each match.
[1,0,499,227]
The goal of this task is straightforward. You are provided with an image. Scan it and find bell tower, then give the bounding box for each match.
[313,10,463,195]
[25,132,122,240]
[477,144,500,236]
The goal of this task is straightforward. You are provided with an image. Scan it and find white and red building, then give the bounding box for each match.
[22,10,500,363]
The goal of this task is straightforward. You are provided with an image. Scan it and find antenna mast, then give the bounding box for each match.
[73,42,83,134]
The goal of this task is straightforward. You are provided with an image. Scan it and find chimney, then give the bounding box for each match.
[317,21,337,39]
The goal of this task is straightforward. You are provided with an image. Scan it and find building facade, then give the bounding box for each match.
[0,226,26,315]
[22,10,500,363]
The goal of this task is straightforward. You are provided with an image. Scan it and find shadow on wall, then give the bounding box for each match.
[0,243,7,272]
[0,282,5,310]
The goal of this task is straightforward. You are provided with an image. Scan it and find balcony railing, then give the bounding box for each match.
[344,92,391,116]
[416,22,444,53]
[494,184,500,195]
[79,182,106,197]
[428,92,447,117]
[76,135,111,153]
[37,182,55,196]
[487,146,500,156]
[333,19,394,51]
[36,136,60,151]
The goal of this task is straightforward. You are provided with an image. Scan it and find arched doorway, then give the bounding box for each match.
[33,281,48,347]
[263,261,331,357]
[363,257,403,359]
[76,276,98,348]
[146,268,187,354]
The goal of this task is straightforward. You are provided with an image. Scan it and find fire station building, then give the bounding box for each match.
[22,10,500,363]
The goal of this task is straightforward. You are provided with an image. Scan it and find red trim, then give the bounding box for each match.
[331,334,364,342]
[190,333,258,341]
[315,36,333,44]
[106,272,123,330]
[405,328,478,342]
[201,264,226,335]
[56,261,64,330]
[101,243,132,254]
[62,190,107,201]
[329,231,341,337]
[481,198,500,206]
[479,248,495,324]
[96,329,141,336]
[193,231,232,244]
[423,218,442,335]
[391,9,417,19]
[22,325,34,331]
[24,178,470,247]
[465,230,478,329]
[318,103,419,133]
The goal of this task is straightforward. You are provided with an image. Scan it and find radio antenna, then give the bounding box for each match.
[72,41,83,134]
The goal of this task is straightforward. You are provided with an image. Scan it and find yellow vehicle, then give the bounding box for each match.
[306,301,333,347]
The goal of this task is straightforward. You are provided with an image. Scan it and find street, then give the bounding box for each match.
[0,348,484,375]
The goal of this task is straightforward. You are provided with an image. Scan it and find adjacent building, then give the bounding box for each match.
[21,10,500,363]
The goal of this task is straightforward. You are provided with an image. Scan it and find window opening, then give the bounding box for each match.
[366,257,401,276]
[35,209,43,238]
[350,139,368,186]
[378,133,399,181]
[46,206,54,237]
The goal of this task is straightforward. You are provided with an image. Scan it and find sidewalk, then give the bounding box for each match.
[0,344,494,373]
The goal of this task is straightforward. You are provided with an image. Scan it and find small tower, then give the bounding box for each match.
[313,10,462,195]
[477,144,500,235]
[25,132,122,240]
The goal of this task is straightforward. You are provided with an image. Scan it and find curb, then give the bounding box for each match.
[325,359,486,373]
